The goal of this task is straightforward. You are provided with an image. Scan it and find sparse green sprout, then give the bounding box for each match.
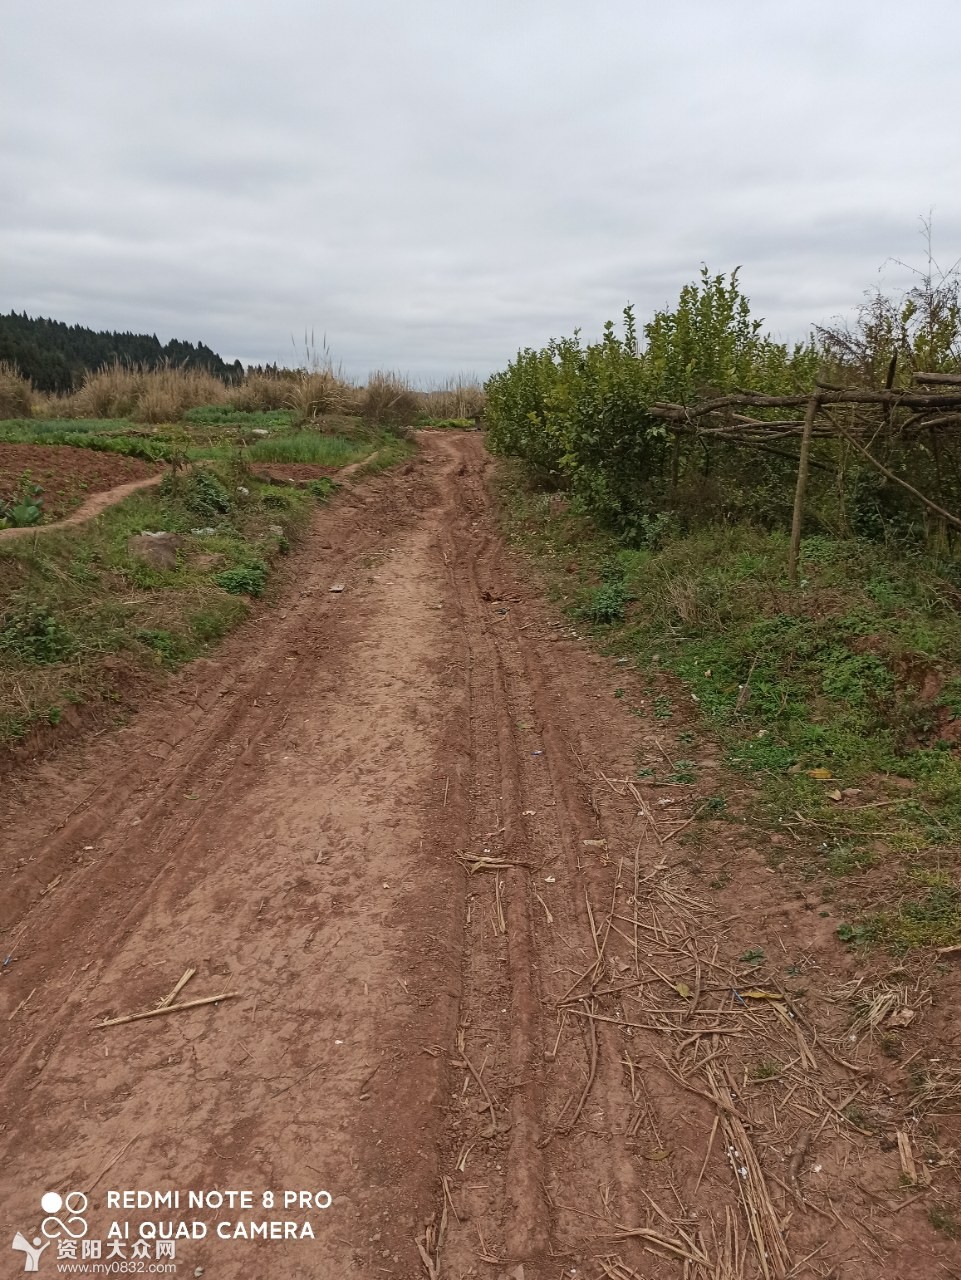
[751,1061,780,1080]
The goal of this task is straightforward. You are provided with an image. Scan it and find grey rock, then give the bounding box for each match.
[127,531,183,571]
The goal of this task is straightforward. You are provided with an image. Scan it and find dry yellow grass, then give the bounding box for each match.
[362,371,421,429]
[51,365,229,422]
[0,362,34,418]
[11,362,487,427]
[419,375,486,420]
[285,367,356,419]
[225,371,294,413]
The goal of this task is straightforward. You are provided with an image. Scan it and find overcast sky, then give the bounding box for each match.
[3,1,960,381]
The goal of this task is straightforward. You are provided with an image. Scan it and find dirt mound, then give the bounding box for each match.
[0,443,160,521]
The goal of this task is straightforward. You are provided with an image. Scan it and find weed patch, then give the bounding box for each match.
[0,462,310,750]
[498,460,961,954]
[215,561,268,597]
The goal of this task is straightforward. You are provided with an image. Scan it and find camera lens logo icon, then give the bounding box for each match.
[40,1191,89,1239]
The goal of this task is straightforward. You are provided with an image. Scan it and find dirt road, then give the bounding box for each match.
[1,433,956,1279]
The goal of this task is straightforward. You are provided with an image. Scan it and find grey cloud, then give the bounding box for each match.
[3,0,961,380]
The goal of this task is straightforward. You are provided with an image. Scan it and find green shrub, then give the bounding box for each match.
[308,476,339,500]
[486,269,818,534]
[0,476,44,528]
[214,561,268,597]
[0,603,76,663]
[171,469,233,521]
[580,580,630,624]
[134,628,189,666]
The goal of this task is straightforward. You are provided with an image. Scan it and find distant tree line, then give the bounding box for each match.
[0,311,245,393]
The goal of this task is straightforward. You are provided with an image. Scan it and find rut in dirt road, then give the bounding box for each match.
[1,433,956,1280]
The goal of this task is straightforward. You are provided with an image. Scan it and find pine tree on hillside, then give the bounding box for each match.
[0,312,239,391]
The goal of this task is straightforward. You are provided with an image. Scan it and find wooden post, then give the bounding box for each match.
[788,394,821,585]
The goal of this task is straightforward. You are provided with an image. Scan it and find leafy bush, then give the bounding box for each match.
[172,469,233,521]
[134,628,189,666]
[580,580,630,624]
[308,476,339,500]
[486,270,819,535]
[0,604,76,663]
[214,561,268,597]
[0,476,44,528]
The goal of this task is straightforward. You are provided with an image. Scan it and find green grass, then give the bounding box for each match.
[0,417,136,437]
[839,872,961,953]
[347,435,417,475]
[0,417,174,461]
[0,415,373,468]
[928,1204,960,1240]
[182,406,296,428]
[0,419,418,749]
[498,463,961,953]
[244,433,373,466]
[415,415,477,429]
[0,459,312,747]
[185,428,405,469]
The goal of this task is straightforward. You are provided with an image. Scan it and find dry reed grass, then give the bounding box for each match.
[0,362,34,419]
[420,374,486,420]
[53,366,229,422]
[9,361,487,429]
[362,371,421,430]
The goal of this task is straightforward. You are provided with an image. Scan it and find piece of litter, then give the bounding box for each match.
[544,876,556,884]
[522,810,536,816]
[582,839,607,849]
[329,584,345,593]
[888,1007,916,1028]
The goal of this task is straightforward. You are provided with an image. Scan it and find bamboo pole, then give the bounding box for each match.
[787,394,822,586]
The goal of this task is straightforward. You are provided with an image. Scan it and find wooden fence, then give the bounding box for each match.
[647,371,961,582]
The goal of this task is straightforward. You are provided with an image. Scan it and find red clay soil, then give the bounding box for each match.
[252,462,340,484]
[1,433,959,1279]
[0,443,161,522]
[252,451,379,485]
